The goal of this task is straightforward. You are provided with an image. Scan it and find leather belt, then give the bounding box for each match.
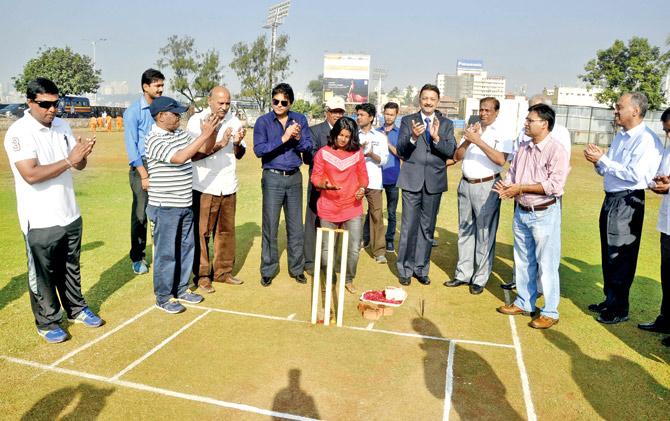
[464,173,499,184]
[265,168,300,176]
[518,198,557,212]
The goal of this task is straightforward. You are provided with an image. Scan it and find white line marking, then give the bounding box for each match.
[366,322,375,330]
[442,340,456,421]
[1,356,320,421]
[51,305,155,367]
[508,316,537,421]
[287,313,296,320]
[184,304,308,324]
[110,309,211,381]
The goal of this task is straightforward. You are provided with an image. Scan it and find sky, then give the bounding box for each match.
[0,0,668,100]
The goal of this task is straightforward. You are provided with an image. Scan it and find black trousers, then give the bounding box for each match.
[129,162,148,263]
[25,217,88,330]
[660,233,670,319]
[599,190,645,315]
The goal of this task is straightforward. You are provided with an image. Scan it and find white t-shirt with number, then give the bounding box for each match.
[4,111,80,234]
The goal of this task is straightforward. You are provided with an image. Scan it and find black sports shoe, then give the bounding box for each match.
[501,281,516,290]
[597,311,629,324]
[293,274,307,284]
[469,284,484,295]
[261,276,273,287]
[399,277,411,286]
[588,302,607,313]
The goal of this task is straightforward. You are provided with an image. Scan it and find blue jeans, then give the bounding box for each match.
[320,215,363,283]
[512,203,561,319]
[146,205,194,304]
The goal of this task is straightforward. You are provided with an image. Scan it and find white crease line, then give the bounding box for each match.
[1,356,320,421]
[51,305,155,367]
[509,316,537,421]
[110,309,211,381]
[184,304,308,323]
[365,322,375,330]
[442,340,456,421]
[287,313,296,320]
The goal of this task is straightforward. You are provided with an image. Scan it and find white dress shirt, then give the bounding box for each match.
[460,119,513,179]
[359,128,388,189]
[595,122,663,192]
[186,109,246,195]
[656,144,670,234]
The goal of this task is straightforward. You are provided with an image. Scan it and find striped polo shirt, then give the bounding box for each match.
[145,124,194,208]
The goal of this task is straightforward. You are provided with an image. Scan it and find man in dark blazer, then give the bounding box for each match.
[303,96,346,274]
[396,84,456,285]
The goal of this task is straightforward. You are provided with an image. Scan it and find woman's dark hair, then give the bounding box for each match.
[328,117,360,152]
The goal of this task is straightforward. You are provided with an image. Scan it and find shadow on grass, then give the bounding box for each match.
[20,383,115,421]
[271,368,320,420]
[544,329,670,419]
[233,222,261,276]
[0,241,105,313]
[412,317,522,419]
[85,254,140,314]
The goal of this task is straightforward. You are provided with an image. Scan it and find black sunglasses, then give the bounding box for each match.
[33,99,60,109]
[272,98,289,107]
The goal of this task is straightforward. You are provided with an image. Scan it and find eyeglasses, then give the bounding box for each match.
[524,118,545,124]
[272,99,289,107]
[33,99,60,109]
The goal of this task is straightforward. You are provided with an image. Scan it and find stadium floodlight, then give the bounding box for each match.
[263,0,291,107]
[83,38,107,105]
[373,67,387,113]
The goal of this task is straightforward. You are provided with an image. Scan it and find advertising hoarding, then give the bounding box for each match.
[323,53,370,104]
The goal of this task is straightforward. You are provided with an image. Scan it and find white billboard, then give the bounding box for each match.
[323,53,370,104]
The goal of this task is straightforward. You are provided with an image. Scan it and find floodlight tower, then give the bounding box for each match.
[84,38,107,104]
[263,0,290,104]
[373,67,387,116]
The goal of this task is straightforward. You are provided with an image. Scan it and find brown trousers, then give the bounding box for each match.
[365,188,385,257]
[192,190,237,281]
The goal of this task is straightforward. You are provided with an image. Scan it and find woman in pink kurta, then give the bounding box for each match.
[311,117,368,293]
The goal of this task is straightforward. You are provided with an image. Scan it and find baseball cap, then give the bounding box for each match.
[325,96,345,111]
[149,96,188,117]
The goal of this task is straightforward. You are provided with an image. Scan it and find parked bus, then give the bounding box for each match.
[58,96,93,118]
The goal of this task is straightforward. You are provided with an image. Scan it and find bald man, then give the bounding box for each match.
[186,87,247,293]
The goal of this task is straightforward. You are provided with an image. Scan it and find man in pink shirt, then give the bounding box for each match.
[494,104,570,329]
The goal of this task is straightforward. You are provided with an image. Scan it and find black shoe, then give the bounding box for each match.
[597,311,629,324]
[469,284,484,295]
[444,279,468,287]
[399,277,411,286]
[500,282,516,290]
[588,302,607,313]
[293,274,307,284]
[414,275,431,285]
[638,317,670,334]
[260,276,273,287]
[662,336,670,347]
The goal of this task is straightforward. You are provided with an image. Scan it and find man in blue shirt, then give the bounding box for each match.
[364,102,401,253]
[123,68,164,275]
[253,83,312,286]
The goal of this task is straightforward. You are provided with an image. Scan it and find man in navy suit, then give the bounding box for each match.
[396,84,456,285]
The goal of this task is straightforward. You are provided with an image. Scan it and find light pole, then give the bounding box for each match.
[373,67,387,118]
[263,0,290,109]
[84,38,107,105]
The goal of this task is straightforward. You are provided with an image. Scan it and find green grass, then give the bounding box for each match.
[1,129,669,419]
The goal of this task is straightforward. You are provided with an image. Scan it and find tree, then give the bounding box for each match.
[13,47,101,96]
[230,34,291,111]
[157,35,223,110]
[291,99,311,115]
[580,37,670,109]
[388,86,402,100]
[307,74,324,104]
[402,85,417,106]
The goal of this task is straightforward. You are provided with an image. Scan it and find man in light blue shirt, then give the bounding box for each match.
[584,92,663,324]
[123,68,164,275]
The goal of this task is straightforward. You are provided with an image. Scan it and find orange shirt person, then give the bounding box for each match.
[89,116,97,132]
[116,115,123,131]
[97,116,103,127]
[106,115,112,132]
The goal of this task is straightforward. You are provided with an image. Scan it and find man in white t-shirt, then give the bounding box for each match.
[445,97,513,294]
[356,102,389,265]
[3,78,103,343]
[186,86,247,293]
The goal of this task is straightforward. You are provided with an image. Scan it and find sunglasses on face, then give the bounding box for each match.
[272,98,289,107]
[33,99,60,109]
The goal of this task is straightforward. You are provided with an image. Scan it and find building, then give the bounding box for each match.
[436,59,506,103]
[543,86,609,108]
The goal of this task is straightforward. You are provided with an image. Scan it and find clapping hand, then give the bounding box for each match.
[411,120,426,139]
[429,117,440,142]
[200,114,221,138]
[584,143,604,163]
[68,135,96,166]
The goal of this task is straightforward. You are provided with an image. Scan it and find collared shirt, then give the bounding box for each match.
[359,128,389,189]
[4,111,80,233]
[123,95,155,167]
[378,125,400,185]
[511,124,572,161]
[656,145,670,234]
[252,110,312,171]
[596,122,663,192]
[505,134,570,207]
[145,124,194,208]
[186,108,246,195]
[460,120,513,179]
